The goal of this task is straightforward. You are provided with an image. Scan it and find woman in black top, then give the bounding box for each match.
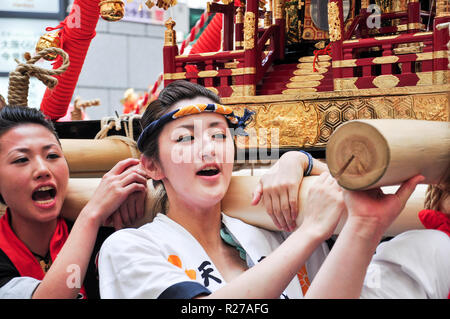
[0,106,147,298]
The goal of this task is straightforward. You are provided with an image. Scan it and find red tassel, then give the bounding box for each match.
[312,42,332,72]
[40,0,100,120]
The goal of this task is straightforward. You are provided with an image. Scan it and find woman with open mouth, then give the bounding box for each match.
[98,80,449,299]
[0,106,148,299]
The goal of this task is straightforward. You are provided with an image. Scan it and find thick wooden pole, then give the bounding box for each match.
[61,138,139,177]
[222,176,427,236]
[326,120,450,190]
[61,175,427,236]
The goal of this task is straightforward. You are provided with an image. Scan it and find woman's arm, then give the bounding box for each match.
[204,173,345,299]
[305,175,424,298]
[32,158,147,299]
[252,151,328,231]
[202,223,324,298]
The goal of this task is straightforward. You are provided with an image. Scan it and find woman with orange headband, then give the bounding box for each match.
[98,81,449,299]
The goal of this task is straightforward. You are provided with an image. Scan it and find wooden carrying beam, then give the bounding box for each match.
[62,175,426,236]
[326,120,450,190]
[60,139,139,177]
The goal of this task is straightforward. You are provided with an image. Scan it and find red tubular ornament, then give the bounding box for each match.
[40,0,101,120]
[189,13,223,54]
[184,13,223,73]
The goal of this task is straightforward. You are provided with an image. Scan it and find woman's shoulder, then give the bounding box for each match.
[100,214,173,253]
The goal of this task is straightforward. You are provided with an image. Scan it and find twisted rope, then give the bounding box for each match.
[95,113,142,159]
[424,165,450,211]
[7,47,70,107]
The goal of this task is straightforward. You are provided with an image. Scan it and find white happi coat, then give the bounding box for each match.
[98,213,329,299]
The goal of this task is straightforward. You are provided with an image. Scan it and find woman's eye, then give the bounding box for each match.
[12,157,28,164]
[47,153,61,160]
[176,135,194,143]
[212,133,226,140]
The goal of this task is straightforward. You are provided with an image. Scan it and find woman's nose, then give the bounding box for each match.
[198,136,216,160]
[33,158,51,180]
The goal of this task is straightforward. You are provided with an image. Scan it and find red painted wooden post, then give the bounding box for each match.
[204,59,214,87]
[342,46,354,78]
[273,0,285,61]
[433,0,450,76]
[359,0,370,38]
[381,43,392,75]
[243,0,259,95]
[329,0,345,89]
[163,18,179,87]
[235,6,244,50]
[421,37,434,73]
[407,0,421,33]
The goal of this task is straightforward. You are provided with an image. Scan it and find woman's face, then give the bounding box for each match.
[0,124,69,224]
[146,97,235,210]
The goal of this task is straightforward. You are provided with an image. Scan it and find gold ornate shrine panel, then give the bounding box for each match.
[233,101,320,148]
[229,89,449,149]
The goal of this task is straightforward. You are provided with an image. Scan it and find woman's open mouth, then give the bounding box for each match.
[196,165,221,178]
[32,186,57,207]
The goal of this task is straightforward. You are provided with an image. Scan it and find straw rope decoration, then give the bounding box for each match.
[427,22,450,212]
[7,47,70,107]
[424,166,450,211]
[95,113,142,159]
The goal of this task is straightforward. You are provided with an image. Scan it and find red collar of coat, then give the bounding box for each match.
[0,208,68,279]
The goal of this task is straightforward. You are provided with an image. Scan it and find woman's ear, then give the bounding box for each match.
[141,155,165,181]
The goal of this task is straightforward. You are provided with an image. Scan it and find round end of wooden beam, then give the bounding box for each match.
[326,121,390,190]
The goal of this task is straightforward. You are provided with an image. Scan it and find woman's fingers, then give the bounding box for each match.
[263,191,280,229]
[123,182,147,196]
[279,188,295,231]
[119,171,148,188]
[395,175,425,207]
[108,158,141,176]
[260,181,300,232]
[270,193,288,231]
[118,204,131,226]
[112,211,123,230]
[251,181,263,206]
[287,183,299,229]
